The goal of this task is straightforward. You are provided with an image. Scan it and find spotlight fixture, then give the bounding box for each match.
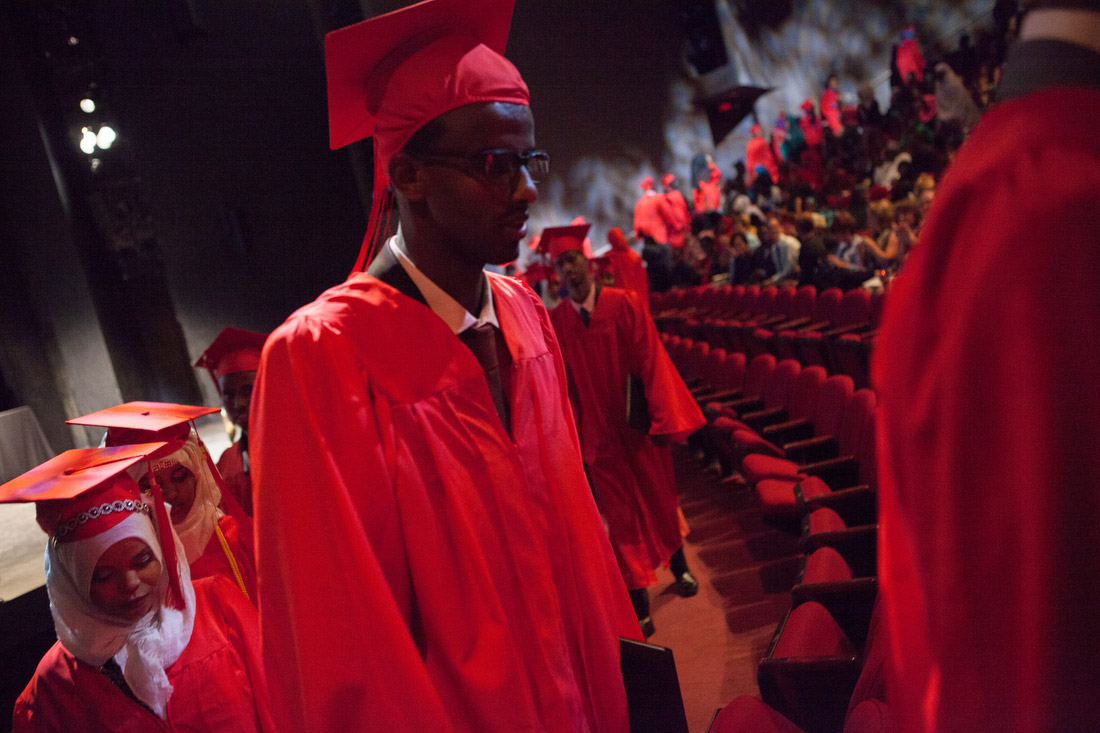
[96,125,116,149]
[80,98,95,113]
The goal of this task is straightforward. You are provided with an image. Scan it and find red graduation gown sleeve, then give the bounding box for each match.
[874,87,1100,732]
[605,248,650,304]
[550,288,704,588]
[13,577,273,732]
[216,442,253,517]
[251,273,638,733]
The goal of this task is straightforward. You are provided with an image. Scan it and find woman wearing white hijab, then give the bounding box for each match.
[137,432,257,602]
[7,445,273,731]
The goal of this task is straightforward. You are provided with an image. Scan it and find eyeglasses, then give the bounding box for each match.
[415,148,550,188]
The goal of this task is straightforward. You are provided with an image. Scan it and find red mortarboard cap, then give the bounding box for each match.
[0,444,167,516]
[607,227,631,252]
[194,327,267,388]
[750,123,762,136]
[801,99,815,112]
[69,402,219,459]
[325,0,524,153]
[542,223,593,261]
[1,443,188,608]
[662,173,675,189]
[326,0,529,273]
[639,176,654,192]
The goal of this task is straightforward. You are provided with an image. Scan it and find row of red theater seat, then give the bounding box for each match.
[651,285,882,389]
[664,348,890,731]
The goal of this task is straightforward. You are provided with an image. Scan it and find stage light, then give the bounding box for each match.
[80,98,95,113]
[79,127,96,154]
[96,125,116,149]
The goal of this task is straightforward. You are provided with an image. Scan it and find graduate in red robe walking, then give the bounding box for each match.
[600,226,649,303]
[745,124,778,185]
[874,3,1100,729]
[547,227,705,637]
[693,158,723,213]
[195,327,267,517]
[634,175,673,245]
[662,172,692,248]
[250,1,640,730]
[6,444,272,732]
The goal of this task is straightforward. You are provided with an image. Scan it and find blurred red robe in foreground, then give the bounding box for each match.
[874,79,1100,730]
[252,271,640,732]
[550,286,704,588]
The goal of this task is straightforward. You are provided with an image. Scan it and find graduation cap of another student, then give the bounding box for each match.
[69,401,250,521]
[0,443,187,607]
[68,402,220,455]
[194,327,267,391]
[698,85,772,146]
[542,223,594,262]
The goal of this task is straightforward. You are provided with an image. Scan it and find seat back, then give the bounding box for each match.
[742,353,778,398]
[812,375,855,437]
[790,286,817,321]
[834,288,872,329]
[856,411,878,488]
[837,389,877,456]
[801,546,854,585]
[738,286,761,317]
[684,340,710,383]
[754,286,779,318]
[716,350,747,392]
[812,287,843,323]
[770,286,797,319]
[760,358,801,409]
[786,365,828,422]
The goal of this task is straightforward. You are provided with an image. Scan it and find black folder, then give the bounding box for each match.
[619,637,690,733]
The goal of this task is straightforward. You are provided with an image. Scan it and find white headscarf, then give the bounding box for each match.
[150,435,223,564]
[46,511,196,718]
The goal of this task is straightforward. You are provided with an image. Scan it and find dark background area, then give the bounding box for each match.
[0,0,684,452]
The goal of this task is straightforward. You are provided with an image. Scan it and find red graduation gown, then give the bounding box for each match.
[549,287,705,589]
[190,514,257,603]
[745,137,778,185]
[633,191,671,245]
[216,442,252,517]
[874,87,1100,732]
[251,272,639,733]
[664,189,691,248]
[13,576,273,732]
[603,248,650,305]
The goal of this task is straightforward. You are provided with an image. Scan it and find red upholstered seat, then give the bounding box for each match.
[772,601,856,659]
[733,429,785,459]
[807,507,847,534]
[843,700,896,733]
[801,546,853,585]
[743,452,801,483]
[708,695,804,733]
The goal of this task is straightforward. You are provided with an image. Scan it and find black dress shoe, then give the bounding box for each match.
[639,616,656,638]
[675,571,699,597]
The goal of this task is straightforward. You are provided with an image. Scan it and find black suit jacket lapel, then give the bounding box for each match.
[366,242,429,309]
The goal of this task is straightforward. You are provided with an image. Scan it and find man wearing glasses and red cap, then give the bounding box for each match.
[249,1,639,731]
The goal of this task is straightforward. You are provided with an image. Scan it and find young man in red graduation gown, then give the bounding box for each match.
[874,2,1100,730]
[547,227,706,637]
[195,327,267,517]
[249,2,640,731]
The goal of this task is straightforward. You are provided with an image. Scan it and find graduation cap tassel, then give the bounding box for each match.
[143,464,185,611]
[350,138,393,274]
